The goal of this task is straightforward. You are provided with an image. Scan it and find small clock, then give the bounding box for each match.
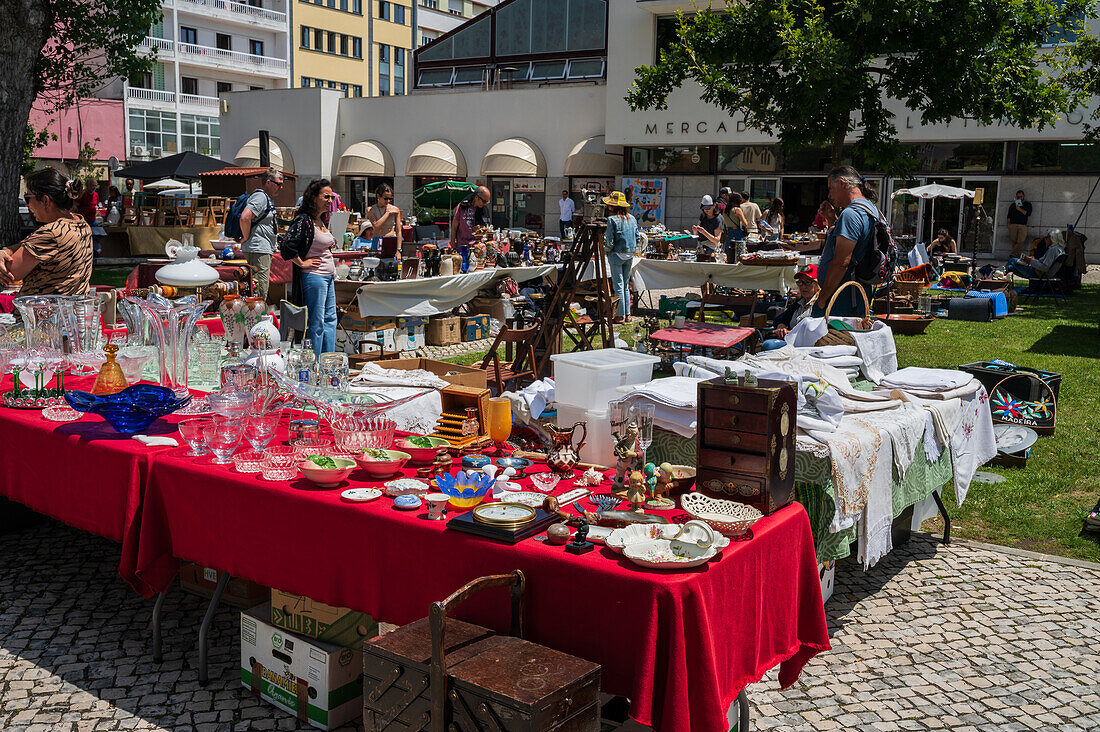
[471,502,537,528]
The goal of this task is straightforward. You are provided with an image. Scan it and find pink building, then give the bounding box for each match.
[29,97,126,166]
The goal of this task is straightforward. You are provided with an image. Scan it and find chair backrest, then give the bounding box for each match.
[479,323,539,374]
[698,288,758,323]
[1043,252,1068,278]
[278,300,308,344]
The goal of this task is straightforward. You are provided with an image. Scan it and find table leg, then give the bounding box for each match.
[151,588,169,664]
[198,572,230,686]
[932,489,951,545]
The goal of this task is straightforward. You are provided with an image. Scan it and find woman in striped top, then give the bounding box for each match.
[0,168,93,296]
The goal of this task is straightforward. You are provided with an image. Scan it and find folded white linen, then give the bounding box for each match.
[348,386,442,435]
[520,378,555,418]
[351,362,449,389]
[623,376,701,407]
[892,390,962,450]
[892,380,980,401]
[839,396,904,413]
[812,355,864,368]
[849,404,927,481]
[795,344,858,358]
[673,361,720,380]
[850,321,898,383]
[133,435,179,447]
[881,367,972,392]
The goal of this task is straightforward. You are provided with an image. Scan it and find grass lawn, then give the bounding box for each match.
[444,288,1100,563]
[899,285,1100,563]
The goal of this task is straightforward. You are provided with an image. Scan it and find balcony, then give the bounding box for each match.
[174,0,288,30]
[180,93,221,112]
[127,87,176,105]
[138,36,176,58]
[176,41,288,77]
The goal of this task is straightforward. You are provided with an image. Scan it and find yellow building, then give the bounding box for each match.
[371,0,414,96]
[291,0,370,97]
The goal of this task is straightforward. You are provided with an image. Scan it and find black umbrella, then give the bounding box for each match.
[114,151,232,181]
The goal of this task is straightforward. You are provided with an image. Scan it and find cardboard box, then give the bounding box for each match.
[426,316,461,346]
[336,329,396,356]
[179,563,268,609]
[241,604,363,731]
[372,358,487,389]
[467,296,516,324]
[340,310,396,333]
[395,317,427,352]
[739,313,767,329]
[270,589,378,649]
[462,314,491,342]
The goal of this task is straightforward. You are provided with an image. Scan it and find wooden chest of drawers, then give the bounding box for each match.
[696,376,796,515]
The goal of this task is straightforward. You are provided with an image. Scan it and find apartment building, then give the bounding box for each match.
[124,0,291,162]
[288,0,495,102]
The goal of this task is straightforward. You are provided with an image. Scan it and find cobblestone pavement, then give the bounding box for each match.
[2,519,1099,731]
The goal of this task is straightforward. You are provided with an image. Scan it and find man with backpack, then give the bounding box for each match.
[234,168,284,302]
[813,165,887,317]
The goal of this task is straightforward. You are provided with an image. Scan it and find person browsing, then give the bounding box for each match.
[739,190,762,236]
[450,186,491,249]
[558,190,575,240]
[0,168,93,296]
[367,183,402,250]
[602,191,638,323]
[814,166,881,317]
[693,194,727,260]
[760,265,820,350]
[1007,190,1033,258]
[236,167,284,302]
[281,179,338,356]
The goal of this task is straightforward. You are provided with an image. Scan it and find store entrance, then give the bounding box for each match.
[490,179,511,229]
[781,177,829,233]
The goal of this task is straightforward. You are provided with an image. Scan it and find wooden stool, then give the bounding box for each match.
[363,571,600,731]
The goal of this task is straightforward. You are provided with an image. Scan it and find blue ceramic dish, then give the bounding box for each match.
[494,456,532,477]
[65,384,191,435]
[460,454,491,470]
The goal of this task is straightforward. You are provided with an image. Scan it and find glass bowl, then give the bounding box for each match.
[207,389,253,419]
[528,471,562,493]
[233,449,268,473]
[434,470,494,509]
[64,384,190,434]
[261,446,299,481]
[290,436,332,458]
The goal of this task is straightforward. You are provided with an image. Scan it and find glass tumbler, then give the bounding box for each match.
[245,411,281,450]
[195,342,223,388]
[318,352,349,391]
[209,415,245,464]
[178,417,213,457]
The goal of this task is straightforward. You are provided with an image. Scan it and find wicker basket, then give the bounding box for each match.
[894,280,927,299]
[814,280,874,347]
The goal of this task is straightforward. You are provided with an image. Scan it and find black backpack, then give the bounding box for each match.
[849,198,898,291]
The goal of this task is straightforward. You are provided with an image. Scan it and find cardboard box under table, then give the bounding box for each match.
[241,604,363,731]
[179,563,268,609]
[427,316,461,346]
[270,589,378,648]
[462,314,491,341]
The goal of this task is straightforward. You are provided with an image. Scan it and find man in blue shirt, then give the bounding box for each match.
[814,166,879,317]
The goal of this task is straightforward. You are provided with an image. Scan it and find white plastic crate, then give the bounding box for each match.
[555,403,613,469]
[550,348,660,409]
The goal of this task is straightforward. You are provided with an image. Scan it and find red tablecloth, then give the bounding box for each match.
[131,421,829,732]
[651,322,756,349]
[0,375,180,580]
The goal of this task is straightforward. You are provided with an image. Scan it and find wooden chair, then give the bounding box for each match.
[176,196,199,226]
[697,285,759,326]
[207,197,229,227]
[478,323,539,395]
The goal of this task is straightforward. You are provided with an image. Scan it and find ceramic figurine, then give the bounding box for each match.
[491,466,516,498]
[627,470,647,513]
[611,420,640,494]
[646,462,677,511]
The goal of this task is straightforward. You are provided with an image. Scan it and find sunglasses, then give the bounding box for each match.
[321,193,334,200]
[381,196,393,201]
[23,193,36,204]
[476,195,489,203]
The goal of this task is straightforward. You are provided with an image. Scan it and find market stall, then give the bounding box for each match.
[631,257,797,292]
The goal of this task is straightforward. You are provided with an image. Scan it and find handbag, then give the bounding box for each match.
[814,280,874,347]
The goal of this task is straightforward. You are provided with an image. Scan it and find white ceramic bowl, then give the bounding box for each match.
[622,538,721,570]
[679,493,763,537]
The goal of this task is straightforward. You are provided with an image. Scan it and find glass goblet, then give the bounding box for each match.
[486,396,512,455]
[209,415,245,464]
[178,417,213,457]
[245,411,281,450]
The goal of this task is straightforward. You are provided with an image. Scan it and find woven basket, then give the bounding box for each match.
[814,280,874,347]
[680,493,763,537]
[894,280,927,299]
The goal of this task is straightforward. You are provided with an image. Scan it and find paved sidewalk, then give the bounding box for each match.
[1,519,1099,731]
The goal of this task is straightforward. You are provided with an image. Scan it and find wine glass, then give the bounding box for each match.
[608,400,627,436]
[179,417,213,457]
[486,397,512,455]
[209,415,245,464]
[631,403,654,468]
[245,411,281,450]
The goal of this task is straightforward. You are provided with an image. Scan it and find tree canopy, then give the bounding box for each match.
[627,0,1095,174]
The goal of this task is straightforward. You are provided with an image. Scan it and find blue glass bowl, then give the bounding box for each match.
[434,470,494,508]
[65,384,191,434]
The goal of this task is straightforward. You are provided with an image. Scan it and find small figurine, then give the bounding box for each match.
[429,450,452,479]
[724,366,739,384]
[564,514,594,555]
[646,462,677,511]
[627,470,647,513]
[744,371,758,387]
[611,420,639,494]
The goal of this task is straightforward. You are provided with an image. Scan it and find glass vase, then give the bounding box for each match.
[127,294,211,398]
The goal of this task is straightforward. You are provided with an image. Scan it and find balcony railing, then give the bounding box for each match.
[176,42,288,73]
[180,93,220,109]
[175,0,287,24]
[139,36,176,55]
[127,87,176,103]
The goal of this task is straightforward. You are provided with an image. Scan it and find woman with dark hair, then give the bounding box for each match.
[927,228,956,257]
[367,182,401,251]
[763,197,785,238]
[0,168,92,296]
[282,179,338,355]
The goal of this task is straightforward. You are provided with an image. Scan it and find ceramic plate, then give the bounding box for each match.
[586,525,614,545]
[384,478,430,496]
[622,539,721,570]
[500,491,547,508]
[993,424,1038,455]
[341,488,382,502]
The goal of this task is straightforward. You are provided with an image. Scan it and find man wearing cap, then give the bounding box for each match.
[772,264,820,339]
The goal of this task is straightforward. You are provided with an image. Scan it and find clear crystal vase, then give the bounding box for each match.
[126,294,211,398]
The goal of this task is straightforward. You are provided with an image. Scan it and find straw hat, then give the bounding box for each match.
[602,191,629,207]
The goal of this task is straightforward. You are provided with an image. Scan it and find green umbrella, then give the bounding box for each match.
[413,180,477,210]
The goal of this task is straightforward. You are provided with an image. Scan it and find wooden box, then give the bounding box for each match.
[363,620,600,731]
[696,376,796,515]
[432,385,490,448]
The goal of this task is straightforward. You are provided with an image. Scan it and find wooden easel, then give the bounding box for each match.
[531,219,617,376]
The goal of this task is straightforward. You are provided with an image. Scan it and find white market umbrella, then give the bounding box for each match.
[144,178,189,189]
[892,183,976,244]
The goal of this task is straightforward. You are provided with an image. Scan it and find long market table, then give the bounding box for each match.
[631,259,797,293]
[0,384,831,732]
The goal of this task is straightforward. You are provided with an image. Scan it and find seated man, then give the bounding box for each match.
[1006,229,1064,280]
[762,264,819,349]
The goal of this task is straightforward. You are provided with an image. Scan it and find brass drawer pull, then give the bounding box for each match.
[726,394,740,407]
[728,434,741,446]
[728,414,738,427]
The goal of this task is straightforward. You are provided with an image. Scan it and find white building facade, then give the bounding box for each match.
[125,0,291,162]
[220,0,1100,261]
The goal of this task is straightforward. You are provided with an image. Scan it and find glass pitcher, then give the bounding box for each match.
[126,294,211,397]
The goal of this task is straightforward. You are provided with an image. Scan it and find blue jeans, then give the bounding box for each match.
[1006,258,1040,280]
[609,257,632,319]
[301,271,337,356]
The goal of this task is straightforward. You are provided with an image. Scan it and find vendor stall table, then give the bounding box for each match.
[631,258,797,293]
[129,424,829,732]
[348,265,558,317]
[125,260,253,291]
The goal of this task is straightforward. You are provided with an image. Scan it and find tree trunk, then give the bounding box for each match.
[829,121,848,169]
[0,0,51,245]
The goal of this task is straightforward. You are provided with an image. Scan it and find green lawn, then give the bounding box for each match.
[899,285,1100,563]
[444,288,1100,563]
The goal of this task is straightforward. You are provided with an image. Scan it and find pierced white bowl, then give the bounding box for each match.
[680,493,763,537]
